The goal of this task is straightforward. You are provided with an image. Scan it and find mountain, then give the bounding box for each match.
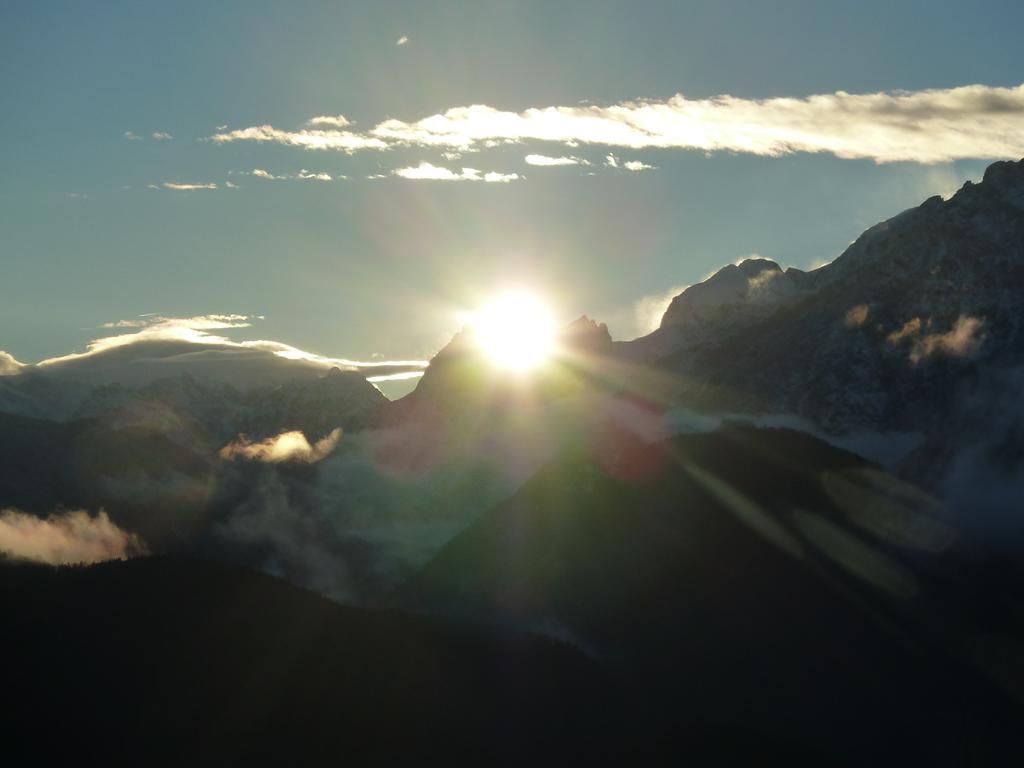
[620,257,806,361]
[371,314,616,483]
[0,556,642,765]
[398,314,612,415]
[622,160,1024,432]
[1,363,385,444]
[606,158,1024,529]
[0,410,216,546]
[30,337,352,389]
[396,424,1023,766]
[1,555,872,765]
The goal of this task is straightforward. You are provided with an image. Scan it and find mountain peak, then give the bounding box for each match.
[659,257,791,330]
[981,157,1024,188]
[559,316,613,351]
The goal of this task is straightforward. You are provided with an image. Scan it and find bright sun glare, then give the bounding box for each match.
[472,292,556,370]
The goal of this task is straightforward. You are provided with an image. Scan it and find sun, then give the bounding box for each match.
[472,291,556,370]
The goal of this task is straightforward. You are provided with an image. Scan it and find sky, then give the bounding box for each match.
[3,0,1024,370]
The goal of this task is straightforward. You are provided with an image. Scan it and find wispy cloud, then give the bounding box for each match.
[152,131,173,140]
[0,508,146,565]
[604,154,653,170]
[370,84,1024,163]
[220,428,342,464]
[162,182,218,191]
[392,162,519,182]
[249,168,333,181]
[123,130,141,141]
[366,370,425,383]
[96,313,252,331]
[396,35,409,46]
[297,169,333,181]
[211,124,388,152]
[887,315,985,363]
[525,154,588,166]
[634,284,690,335]
[0,351,25,375]
[213,83,1024,164]
[845,304,870,328]
[306,114,351,128]
[37,314,429,373]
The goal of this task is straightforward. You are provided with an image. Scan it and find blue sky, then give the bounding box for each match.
[3,0,1023,367]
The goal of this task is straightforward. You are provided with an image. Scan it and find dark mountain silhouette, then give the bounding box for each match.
[1,363,386,443]
[397,425,1023,766]
[1,555,838,766]
[0,410,216,545]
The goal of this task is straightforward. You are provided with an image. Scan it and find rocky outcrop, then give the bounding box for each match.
[619,158,1024,439]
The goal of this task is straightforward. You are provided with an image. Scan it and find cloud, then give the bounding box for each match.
[249,168,333,181]
[39,314,256,365]
[396,35,409,46]
[370,84,1024,163]
[36,313,429,374]
[96,313,251,331]
[152,131,173,140]
[392,162,518,182]
[306,115,351,128]
[0,350,25,375]
[0,509,146,565]
[220,428,342,464]
[215,83,1024,164]
[162,182,218,191]
[634,284,689,335]
[524,154,587,166]
[392,162,473,181]
[745,266,785,296]
[366,370,425,383]
[913,316,985,363]
[123,130,141,141]
[605,155,655,171]
[297,169,333,181]
[887,317,921,344]
[845,304,870,328]
[887,315,985,363]
[211,124,388,152]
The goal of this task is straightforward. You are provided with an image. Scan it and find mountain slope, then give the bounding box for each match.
[0,556,631,765]
[0,555,855,766]
[624,160,1024,432]
[605,159,1024,526]
[397,425,1023,766]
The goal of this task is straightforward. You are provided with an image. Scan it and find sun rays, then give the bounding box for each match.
[471,291,556,371]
